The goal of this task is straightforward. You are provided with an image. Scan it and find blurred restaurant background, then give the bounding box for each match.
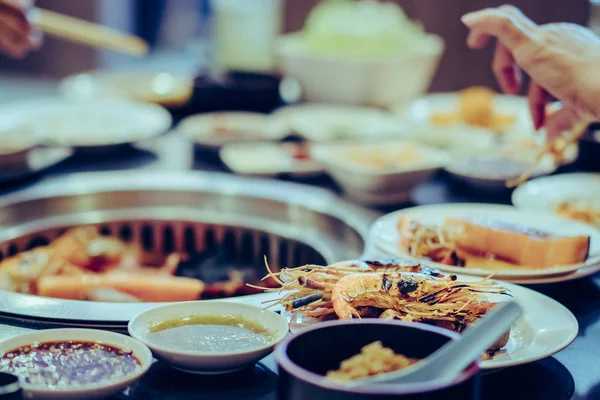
[0,0,592,90]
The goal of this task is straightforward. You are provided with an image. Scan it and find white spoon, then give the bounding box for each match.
[352,301,522,386]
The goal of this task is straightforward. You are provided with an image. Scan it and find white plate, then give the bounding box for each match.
[0,98,172,148]
[0,328,152,400]
[272,104,405,142]
[512,173,600,214]
[286,273,578,370]
[179,112,288,149]
[59,71,194,107]
[370,203,600,279]
[128,301,289,375]
[500,263,600,285]
[219,142,322,177]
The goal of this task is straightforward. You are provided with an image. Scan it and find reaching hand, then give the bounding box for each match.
[0,0,41,58]
[462,5,600,138]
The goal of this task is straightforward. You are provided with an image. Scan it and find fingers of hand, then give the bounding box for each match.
[0,2,37,57]
[0,29,27,57]
[528,81,549,130]
[462,8,534,51]
[0,0,30,32]
[493,42,522,94]
[544,106,580,140]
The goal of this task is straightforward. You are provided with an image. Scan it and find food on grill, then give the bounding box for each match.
[0,227,275,302]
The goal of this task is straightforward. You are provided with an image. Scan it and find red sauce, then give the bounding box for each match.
[0,341,140,387]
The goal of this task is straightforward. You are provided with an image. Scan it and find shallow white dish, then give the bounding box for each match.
[178,112,288,150]
[272,103,405,142]
[128,301,289,375]
[58,70,194,108]
[512,173,600,215]
[219,142,322,177]
[311,140,449,206]
[0,98,172,148]
[286,273,578,370]
[370,203,600,279]
[0,328,152,400]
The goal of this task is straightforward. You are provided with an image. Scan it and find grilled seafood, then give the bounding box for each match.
[256,259,511,356]
[397,216,466,266]
[257,258,509,322]
[331,272,506,320]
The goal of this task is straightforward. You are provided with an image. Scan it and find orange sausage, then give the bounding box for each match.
[445,218,590,268]
[37,273,204,302]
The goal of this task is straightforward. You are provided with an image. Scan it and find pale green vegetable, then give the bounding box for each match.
[302,0,427,58]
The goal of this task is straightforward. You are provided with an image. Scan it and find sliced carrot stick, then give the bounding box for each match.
[37,273,204,302]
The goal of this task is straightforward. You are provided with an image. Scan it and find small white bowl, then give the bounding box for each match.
[311,140,449,206]
[0,328,152,400]
[128,301,289,374]
[276,33,444,108]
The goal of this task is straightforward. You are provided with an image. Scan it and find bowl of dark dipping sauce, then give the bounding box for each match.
[0,329,152,400]
[128,301,289,374]
[276,320,480,400]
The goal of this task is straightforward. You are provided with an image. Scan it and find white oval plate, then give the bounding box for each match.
[370,203,600,279]
[178,112,288,149]
[286,273,578,370]
[272,103,406,142]
[58,70,194,107]
[219,142,322,177]
[0,97,172,148]
[0,328,152,400]
[512,173,600,216]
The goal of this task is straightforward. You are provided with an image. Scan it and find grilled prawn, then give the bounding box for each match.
[331,272,507,320]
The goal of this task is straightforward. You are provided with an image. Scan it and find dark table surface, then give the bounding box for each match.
[0,132,599,400]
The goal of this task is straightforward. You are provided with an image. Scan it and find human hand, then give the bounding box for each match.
[0,0,41,58]
[462,5,600,139]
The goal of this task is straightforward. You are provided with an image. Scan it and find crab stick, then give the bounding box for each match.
[38,273,204,302]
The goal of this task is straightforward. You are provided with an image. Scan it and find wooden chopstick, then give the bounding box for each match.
[505,120,589,188]
[33,8,149,57]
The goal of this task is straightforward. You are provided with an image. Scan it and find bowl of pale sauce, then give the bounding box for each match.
[128,301,289,374]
